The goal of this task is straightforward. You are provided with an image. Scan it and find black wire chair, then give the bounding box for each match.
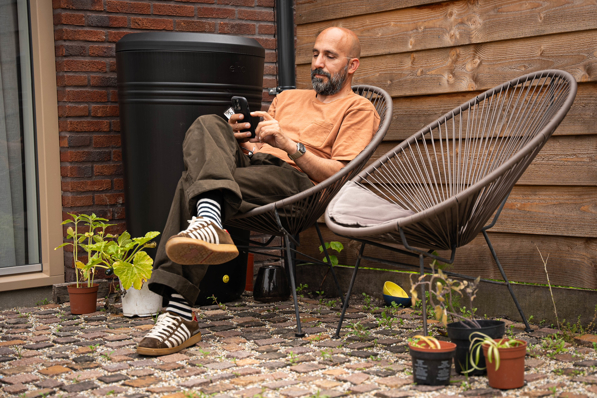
[226,85,392,336]
[325,70,577,338]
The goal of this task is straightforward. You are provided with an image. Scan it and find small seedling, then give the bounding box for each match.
[287,351,299,365]
[36,298,50,306]
[209,294,226,311]
[296,283,308,298]
[89,343,100,352]
[320,349,333,360]
[101,350,114,361]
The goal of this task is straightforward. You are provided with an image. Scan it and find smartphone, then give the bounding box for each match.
[231,96,258,138]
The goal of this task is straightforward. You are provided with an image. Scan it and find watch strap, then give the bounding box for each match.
[289,143,306,161]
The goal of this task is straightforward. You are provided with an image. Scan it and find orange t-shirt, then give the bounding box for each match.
[255,89,380,170]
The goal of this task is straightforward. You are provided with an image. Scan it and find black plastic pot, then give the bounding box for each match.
[409,341,456,385]
[447,320,505,375]
[253,265,290,303]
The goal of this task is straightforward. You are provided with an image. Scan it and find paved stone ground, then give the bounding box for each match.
[1,293,596,398]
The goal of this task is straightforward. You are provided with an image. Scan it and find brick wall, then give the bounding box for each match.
[53,0,279,281]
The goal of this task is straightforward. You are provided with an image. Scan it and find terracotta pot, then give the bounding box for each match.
[67,284,99,315]
[408,340,456,385]
[482,339,527,389]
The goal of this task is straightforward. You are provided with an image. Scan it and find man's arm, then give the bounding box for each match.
[251,111,347,183]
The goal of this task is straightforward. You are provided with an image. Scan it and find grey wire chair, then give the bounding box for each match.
[325,70,577,338]
[225,85,392,337]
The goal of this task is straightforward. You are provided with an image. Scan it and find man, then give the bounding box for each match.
[138,27,380,356]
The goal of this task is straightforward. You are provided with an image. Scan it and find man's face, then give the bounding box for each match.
[311,33,352,95]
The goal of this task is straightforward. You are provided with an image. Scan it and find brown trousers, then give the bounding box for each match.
[147,115,314,304]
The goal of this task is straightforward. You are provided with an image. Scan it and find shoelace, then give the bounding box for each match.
[145,313,179,340]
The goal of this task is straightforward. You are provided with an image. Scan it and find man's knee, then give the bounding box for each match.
[185,114,231,142]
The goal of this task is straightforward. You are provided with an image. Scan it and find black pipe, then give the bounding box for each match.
[275,0,295,92]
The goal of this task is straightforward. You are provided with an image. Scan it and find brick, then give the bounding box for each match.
[109,90,119,101]
[153,3,195,16]
[258,23,275,35]
[63,120,110,132]
[57,60,107,73]
[90,75,117,87]
[109,60,117,72]
[60,136,68,147]
[86,15,128,28]
[62,180,112,192]
[197,6,235,18]
[114,178,124,190]
[112,120,121,132]
[255,37,276,50]
[256,0,274,6]
[53,0,103,11]
[218,22,255,35]
[265,51,277,63]
[175,20,216,33]
[238,9,274,21]
[264,64,277,75]
[106,0,151,14]
[54,12,86,26]
[108,30,135,42]
[61,165,93,178]
[113,207,126,219]
[62,195,94,207]
[61,150,111,162]
[65,89,108,102]
[175,0,215,3]
[57,74,88,87]
[55,44,87,57]
[94,164,122,176]
[112,149,122,161]
[91,105,119,117]
[55,28,106,42]
[65,134,92,147]
[218,0,254,5]
[93,135,121,147]
[131,17,174,30]
[89,45,116,57]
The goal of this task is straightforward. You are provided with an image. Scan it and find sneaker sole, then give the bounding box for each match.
[136,332,202,356]
[166,237,239,265]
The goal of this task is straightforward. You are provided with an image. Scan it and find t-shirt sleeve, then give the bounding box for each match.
[331,106,380,161]
[267,96,278,119]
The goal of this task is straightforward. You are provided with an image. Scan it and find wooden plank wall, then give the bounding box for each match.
[295,0,597,289]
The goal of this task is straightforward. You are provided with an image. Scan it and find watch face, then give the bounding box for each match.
[298,143,306,153]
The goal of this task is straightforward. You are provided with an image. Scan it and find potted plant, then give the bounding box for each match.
[467,332,527,389]
[56,213,112,314]
[56,213,161,316]
[408,335,456,385]
[410,266,505,375]
[99,230,162,317]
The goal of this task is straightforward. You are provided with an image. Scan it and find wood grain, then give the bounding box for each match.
[295,0,444,25]
[299,226,597,289]
[297,30,597,97]
[365,135,597,186]
[297,0,597,63]
[384,82,597,141]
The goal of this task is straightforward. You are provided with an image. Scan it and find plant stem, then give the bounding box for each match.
[537,246,560,330]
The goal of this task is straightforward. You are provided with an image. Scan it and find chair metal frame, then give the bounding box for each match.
[226,85,393,336]
[324,70,578,338]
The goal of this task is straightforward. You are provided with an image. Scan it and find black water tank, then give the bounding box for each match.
[116,33,264,302]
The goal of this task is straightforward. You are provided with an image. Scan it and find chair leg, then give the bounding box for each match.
[334,243,365,339]
[315,223,345,305]
[482,230,532,333]
[420,254,428,337]
[285,233,305,337]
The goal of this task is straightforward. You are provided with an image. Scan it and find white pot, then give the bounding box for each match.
[120,281,162,317]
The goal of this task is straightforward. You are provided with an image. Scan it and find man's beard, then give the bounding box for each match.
[311,62,349,96]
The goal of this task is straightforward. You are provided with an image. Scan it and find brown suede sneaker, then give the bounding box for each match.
[166,216,239,265]
[137,312,202,356]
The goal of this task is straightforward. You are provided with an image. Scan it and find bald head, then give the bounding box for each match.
[316,27,361,59]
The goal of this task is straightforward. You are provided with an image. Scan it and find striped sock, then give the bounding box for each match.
[197,198,222,229]
[166,293,194,321]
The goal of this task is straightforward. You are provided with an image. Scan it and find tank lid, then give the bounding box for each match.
[116,32,265,57]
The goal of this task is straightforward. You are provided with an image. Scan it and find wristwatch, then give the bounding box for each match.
[288,142,306,161]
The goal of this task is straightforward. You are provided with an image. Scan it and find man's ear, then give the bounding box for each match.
[348,58,360,75]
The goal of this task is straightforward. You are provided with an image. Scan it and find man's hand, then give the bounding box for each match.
[228,113,253,143]
[251,111,295,154]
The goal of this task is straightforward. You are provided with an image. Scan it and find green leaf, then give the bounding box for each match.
[118,231,131,246]
[322,254,338,266]
[330,241,344,253]
[318,245,323,253]
[55,242,69,250]
[113,251,153,290]
[66,227,74,238]
[132,231,160,246]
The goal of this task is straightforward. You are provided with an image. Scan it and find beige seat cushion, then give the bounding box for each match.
[327,181,415,227]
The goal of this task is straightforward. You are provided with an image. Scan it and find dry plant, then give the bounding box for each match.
[537,246,560,330]
[410,264,482,328]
